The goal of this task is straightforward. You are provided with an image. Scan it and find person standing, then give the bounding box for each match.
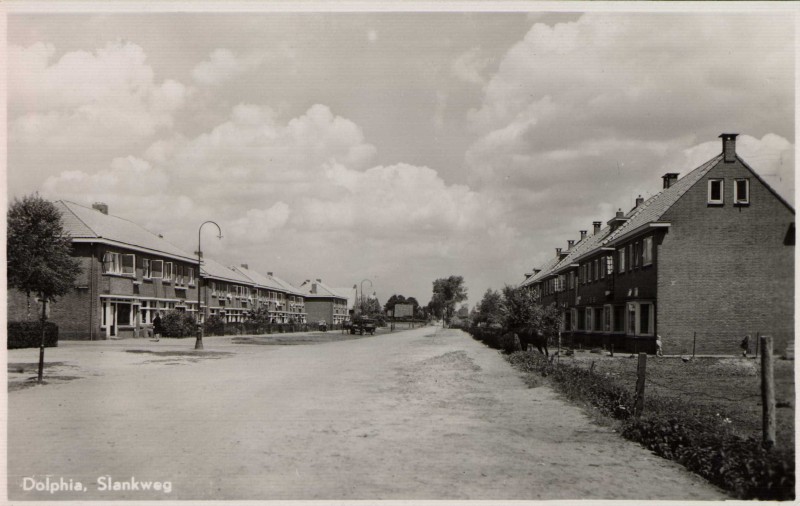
[655,335,663,357]
[741,334,750,357]
[153,311,163,342]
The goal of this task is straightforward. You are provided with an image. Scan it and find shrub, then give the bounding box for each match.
[203,315,226,336]
[504,351,795,501]
[161,310,197,338]
[7,321,58,349]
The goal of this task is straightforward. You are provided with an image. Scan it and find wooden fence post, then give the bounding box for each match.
[760,335,775,449]
[633,352,647,418]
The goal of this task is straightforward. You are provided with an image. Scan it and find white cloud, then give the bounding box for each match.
[9,40,189,149]
[192,49,266,86]
[451,47,491,87]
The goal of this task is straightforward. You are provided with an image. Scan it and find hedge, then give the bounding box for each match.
[505,351,795,501]
[7,321,59,349]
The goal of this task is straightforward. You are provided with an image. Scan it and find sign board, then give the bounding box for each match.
[394,303,414,318]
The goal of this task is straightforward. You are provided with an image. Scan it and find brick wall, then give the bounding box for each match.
[658,159,794,355]
[305,299,333,324]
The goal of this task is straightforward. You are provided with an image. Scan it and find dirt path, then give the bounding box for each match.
[7,327,727,500]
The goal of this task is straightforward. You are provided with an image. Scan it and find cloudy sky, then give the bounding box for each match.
[6,5,796,307]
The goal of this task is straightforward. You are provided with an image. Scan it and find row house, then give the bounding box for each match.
[7,201,200,339]
[298,279,349,326]
[521,134,794,355]
[232,265,307,324]
[7,200,309,339]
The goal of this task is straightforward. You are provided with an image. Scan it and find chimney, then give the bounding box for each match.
[92,202,108,215]
[240,263,248,270]
[607,208,629,232]
[662,173,680,189]
[556,247,562,257]
[579,230,587,241]
[635,195,644,208]
[268,272,274,277]
[567,239,575,249]
[316,278,322,283]
[720,133,738,163]
[593,221,602,235]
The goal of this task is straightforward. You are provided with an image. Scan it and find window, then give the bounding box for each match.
[617,248,625,273]
[594,259,599,281]
[734,179,749,205]
[102,252,120,274]
[187,267,195,285]
[708,179,724,204]
[151,260,164,279]
[600,258,605,279]
[102,252,135,276]
[643,236,653,266]
[633,242,640,268]
[628,303,636,335]
[585,308,593,332]
[639,303,652,335]
[142,258,151,279]
[164,262,174,282]
[607,255,614,276]
[603,305,612,332]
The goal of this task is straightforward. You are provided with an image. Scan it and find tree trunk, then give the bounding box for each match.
[38,294,46,384]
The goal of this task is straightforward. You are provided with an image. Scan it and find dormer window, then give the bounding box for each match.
[734,179,750,205]
[708,179,724,205]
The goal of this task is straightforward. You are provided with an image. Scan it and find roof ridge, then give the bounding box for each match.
[58,201,98,238]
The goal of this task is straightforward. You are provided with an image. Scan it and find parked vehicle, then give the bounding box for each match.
[318,320,328,332]
[350,316,376,335]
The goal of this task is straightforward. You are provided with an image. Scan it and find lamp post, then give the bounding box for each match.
[196,221,222,350]
[360,278,372,315]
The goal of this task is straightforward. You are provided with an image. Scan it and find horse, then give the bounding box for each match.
[510,325,549,356]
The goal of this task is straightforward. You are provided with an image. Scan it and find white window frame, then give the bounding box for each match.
[708,179,724,204]
[734,178,750,205]
[643,236,653,266]
[102,252,121,274]
[607,254,614,276]
[187,267,195,286]
[142,258,151,279]
[585,308,593,332]
[164,262,174,282]
[151,260,164,279]
[122,254,135,276]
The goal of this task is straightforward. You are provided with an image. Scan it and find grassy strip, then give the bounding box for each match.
[506,351,795,500]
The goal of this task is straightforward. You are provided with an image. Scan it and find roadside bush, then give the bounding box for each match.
[504,351,795,501]
[161,310,197,338]
[7,321,58,349]
[203,315,226,336]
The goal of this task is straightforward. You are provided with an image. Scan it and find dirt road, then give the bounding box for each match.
[7,327,727,500]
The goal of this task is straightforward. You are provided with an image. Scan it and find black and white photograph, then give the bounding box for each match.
[4,1,796,502]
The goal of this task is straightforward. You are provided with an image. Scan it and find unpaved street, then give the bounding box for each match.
[7,327,726,500]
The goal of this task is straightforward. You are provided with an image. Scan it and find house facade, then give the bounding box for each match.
[521,134,794,355]
[7,200,310,339]
[298,279,349,325]
[7,201,200,339]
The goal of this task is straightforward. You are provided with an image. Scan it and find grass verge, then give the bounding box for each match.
[506,351,795,500]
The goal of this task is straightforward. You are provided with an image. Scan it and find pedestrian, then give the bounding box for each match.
[153,311,163,342]
[655,335,663,357]
[741,334,750,357]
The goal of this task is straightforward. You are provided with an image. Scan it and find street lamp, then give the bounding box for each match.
[196,221,222,350]
[359,278,372,314]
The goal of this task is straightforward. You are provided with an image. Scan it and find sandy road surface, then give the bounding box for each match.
[7,327,727,500]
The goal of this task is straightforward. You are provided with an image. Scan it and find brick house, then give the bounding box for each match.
[297,279,349,326]
[521,134,794,355]
[7,201,200,339]
[231,265,307,324]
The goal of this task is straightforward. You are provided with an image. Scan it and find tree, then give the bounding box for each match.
[384,294,407,313]
[431,275,468,327]
[8,195,81,383]
[501,285,562,338]
[474,288,504,327]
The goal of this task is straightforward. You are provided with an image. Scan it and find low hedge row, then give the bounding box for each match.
[7,321,59,349]
[504,351,795,500]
